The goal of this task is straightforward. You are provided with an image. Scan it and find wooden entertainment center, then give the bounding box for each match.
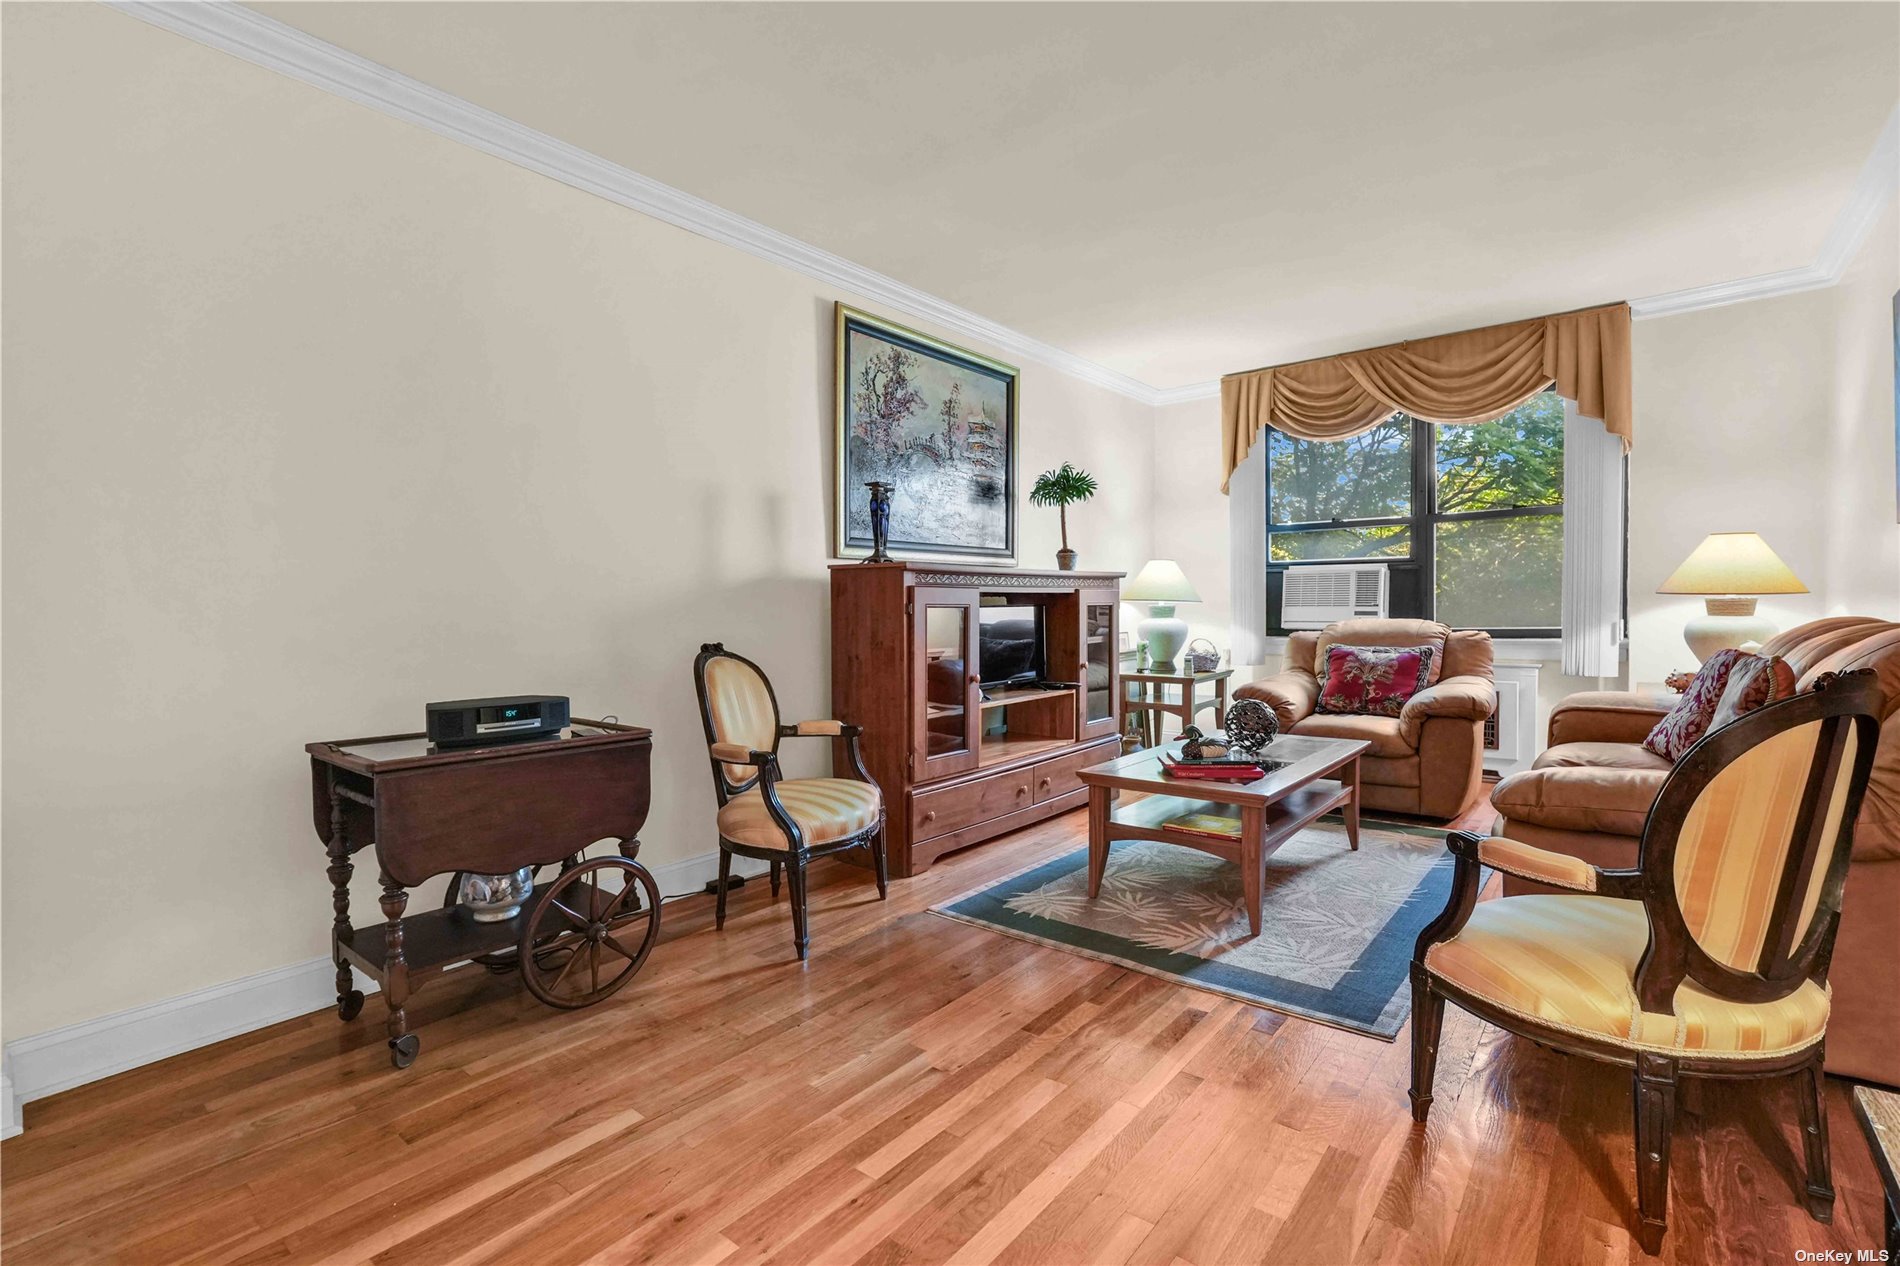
[831,561,1122,876]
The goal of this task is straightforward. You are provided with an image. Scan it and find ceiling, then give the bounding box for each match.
[255,2,1899,391]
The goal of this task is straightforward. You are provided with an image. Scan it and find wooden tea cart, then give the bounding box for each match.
[307,718,659,1068]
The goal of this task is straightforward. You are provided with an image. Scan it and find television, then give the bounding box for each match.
[978,604,1045,687]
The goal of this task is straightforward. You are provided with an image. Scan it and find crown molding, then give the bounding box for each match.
[1630,103,1898,320]
[101,5,1899,395]
[106,0,1173,405]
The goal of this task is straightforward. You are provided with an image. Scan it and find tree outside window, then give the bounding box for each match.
[1266,392,1566,634]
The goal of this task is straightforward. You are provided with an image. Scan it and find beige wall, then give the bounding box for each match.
[1629,200,1900,685]
[1150,397,1231,656]
[0,5,1157,1039]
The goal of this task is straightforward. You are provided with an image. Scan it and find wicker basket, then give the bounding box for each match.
[1183,639,1222,673]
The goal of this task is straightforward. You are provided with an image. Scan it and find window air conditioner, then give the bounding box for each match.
[1279,563,1389,629]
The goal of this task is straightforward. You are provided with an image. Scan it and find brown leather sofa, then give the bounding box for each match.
[1492,616,1900,1086]
[1236,618,1495,819]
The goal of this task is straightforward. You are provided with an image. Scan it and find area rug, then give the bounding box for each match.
[930,814,1464,1039]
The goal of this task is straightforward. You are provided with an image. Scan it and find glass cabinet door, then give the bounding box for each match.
[1080,591,1119,741]
[912,588,981,779]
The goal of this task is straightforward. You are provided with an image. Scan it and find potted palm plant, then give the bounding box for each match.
[1029,462,1098,570]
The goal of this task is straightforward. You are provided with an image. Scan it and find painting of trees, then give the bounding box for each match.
[838,312,1017,558]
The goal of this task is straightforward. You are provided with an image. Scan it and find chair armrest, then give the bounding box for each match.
[1476,836,1599,892]
[1234,672,1318,728]
[780,719,861,738]
[1547,690,1677,747]
[1491,764,1665,837]
[1398,675,1494,746]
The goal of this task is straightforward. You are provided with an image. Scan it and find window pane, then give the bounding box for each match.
[1435,515,1561,628]
[1268,419,1411,524]
[1270,525,1410,563]
[1434,393,1564,514]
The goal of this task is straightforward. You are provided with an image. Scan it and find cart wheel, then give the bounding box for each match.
[337,990,364,1022]
[518,857,660,1010]
[389,1033,420,1069]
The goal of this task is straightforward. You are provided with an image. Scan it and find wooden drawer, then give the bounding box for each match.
[1029,744,1111,804]
[911,767,1036,841]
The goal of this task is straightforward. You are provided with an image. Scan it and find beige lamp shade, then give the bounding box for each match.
[1657,532,1808,595]
[1123,559,1202,603]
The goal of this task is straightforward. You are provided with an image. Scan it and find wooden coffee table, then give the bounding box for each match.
[1076,735,1369,937]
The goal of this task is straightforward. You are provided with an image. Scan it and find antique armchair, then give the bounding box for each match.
[1411,671,1879,1253]
[693,643,887,960]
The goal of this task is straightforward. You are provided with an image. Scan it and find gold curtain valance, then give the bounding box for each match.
[1219,302,1631,492]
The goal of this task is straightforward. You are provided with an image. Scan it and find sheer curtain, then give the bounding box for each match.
[1561,400,1626,678]
[1226,441,1269,668]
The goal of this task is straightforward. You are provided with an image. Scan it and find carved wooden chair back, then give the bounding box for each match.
[692,643,783,802]
[1631,671,1879,1015]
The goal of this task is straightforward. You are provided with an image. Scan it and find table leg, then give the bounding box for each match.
[1087,785,1110,898]
[380,878,419,1069]
[325,784,362,1022]
[1216,677,1229,725]
[1240,804,1264,937]
[1342,757,1361,851]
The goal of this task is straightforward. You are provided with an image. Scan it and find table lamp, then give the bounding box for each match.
[1656,532,1807,662]
[1124,559,1201,672]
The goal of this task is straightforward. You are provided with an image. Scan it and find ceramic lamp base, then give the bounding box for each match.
[1139,605,1189,673]
[1683,596,1776,663]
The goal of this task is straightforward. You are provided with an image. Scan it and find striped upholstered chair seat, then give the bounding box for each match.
[716,778,882,850]
[1425,894,1829,1057]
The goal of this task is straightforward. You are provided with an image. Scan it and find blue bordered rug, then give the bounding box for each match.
[930,814,1461,1039]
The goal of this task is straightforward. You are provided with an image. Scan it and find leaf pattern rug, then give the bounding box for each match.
[931,815,1461,1039]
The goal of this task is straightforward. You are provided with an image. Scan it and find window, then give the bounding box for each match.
[1266,392,1566,635]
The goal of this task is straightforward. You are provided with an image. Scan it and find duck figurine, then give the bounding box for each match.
[1179,725,1231,761]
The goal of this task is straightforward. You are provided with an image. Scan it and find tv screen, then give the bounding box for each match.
[978,605,1045,687]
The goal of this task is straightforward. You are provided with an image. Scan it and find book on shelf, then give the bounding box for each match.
[1162,811,1244,840]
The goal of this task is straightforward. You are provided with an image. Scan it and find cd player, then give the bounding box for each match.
[425,695,570,749]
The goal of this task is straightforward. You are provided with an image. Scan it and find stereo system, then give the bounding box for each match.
[426,694,570,749]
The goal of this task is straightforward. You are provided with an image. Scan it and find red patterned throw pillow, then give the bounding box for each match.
[1642,648,1776,762]
[1317,644,1436,718]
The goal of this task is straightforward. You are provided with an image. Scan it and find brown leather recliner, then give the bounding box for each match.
[1236,618,1495,819]
[1492,616,1900,1086]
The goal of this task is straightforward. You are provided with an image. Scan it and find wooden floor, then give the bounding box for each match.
[2,805,1889,1266]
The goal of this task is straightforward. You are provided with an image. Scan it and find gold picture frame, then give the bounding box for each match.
[834,303,1020,563]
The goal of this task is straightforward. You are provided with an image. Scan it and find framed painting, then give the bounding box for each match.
[835,304,1019,562]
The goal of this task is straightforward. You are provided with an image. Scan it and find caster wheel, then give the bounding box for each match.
[337,990,364,1022]
[389,1033,420,1069]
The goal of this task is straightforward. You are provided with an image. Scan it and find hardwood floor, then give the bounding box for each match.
[2,804,1888,1265]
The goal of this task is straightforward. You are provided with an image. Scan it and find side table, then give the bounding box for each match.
[1122,669,1234,748]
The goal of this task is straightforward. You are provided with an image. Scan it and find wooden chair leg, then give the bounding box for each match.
[1408,964,1443,1123]
[715,847,732,930]
[787,857,810,961]
[1797,1051,1835,1222]
[1633,1054,1678,1255]
[770,860,782,899]
[870,828,889,900]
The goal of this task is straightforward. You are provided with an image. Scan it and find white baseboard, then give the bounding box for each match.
[2,847,744,1125]
[2,1053,22,1140]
